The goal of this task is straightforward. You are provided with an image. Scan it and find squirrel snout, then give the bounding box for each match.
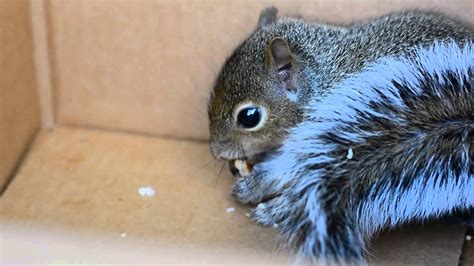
[209,141,246,161]
[209,142,231,160]
[209,143,222,160]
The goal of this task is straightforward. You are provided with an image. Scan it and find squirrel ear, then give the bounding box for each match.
[257,6,278,28]
[267,38,296,93]
[268,38,293,70]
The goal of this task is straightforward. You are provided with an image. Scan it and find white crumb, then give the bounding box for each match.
[138,186,156,197]
[347,148,354,159]
[120,232,127,237]
[466,235,472,241]
[245,213,251,218]
[226,207,236,213]
[273,223,279,228]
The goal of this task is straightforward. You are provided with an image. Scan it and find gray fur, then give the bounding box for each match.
[242,41,473,262]
[208,7,474,263]
[208,9,472,163]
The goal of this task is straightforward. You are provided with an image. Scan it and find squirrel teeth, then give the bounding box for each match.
[234,159,253,176]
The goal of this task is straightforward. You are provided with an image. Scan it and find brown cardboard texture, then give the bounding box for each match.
[1,0,473,264]
[0,127,468,264]
[0,0,40,189]
[47,0,474,140]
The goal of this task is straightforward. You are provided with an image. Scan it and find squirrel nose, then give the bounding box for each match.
[209,143,223,160]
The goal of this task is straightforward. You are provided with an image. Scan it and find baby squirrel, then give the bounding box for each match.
[208,6,473,263]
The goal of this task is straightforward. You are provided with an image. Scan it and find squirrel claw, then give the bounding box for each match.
[251,197,287,227]
[231,177,263,204]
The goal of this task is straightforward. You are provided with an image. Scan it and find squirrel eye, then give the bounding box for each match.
[235,104,267,131]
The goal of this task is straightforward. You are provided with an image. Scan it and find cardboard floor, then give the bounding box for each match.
[460,229,474,266]
[0,127,469,264]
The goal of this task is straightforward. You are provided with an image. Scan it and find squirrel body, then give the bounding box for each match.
[208,7,473,262]
[209,9,472,162]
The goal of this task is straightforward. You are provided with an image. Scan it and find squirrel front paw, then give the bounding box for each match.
[251,196,288,227]
[231,176,265,204]
[229,159,266,204]
[230,159,283,205]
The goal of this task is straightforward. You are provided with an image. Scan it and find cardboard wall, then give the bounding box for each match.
[0,0,40,190]
[47,0,474,141]
[1,1,473,263]
[0,0,472,191]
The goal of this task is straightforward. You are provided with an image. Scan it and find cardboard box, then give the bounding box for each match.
[1,0,472,264]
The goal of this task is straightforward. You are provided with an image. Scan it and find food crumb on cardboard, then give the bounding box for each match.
[347,148,354,159]
[226,207,236,213]
[138,186,156,197]
[273,223,279,228]
[120,232,127,238]
[466,235,472,241]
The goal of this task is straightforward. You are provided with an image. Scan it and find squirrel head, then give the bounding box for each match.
[208,7,316,162]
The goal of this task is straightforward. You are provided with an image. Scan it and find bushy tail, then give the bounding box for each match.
[259,40,473,261]
[337,41,474,234]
